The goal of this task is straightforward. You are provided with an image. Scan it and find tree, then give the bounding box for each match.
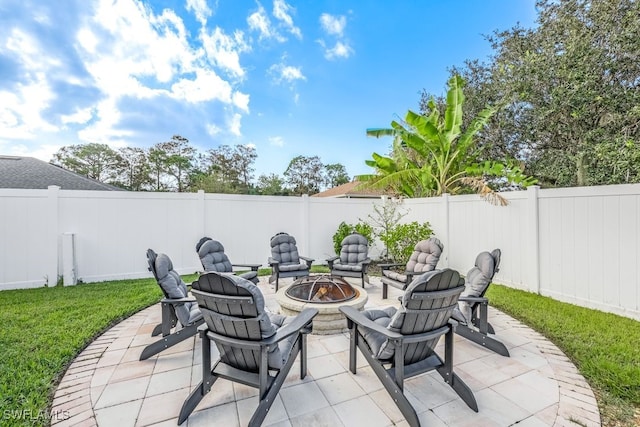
[255,173,289,195]
[195,144,258,194]
[234,145,257,189]
[443,0,640,187]
[52,143,122,183]
[148,144,170,191]
[284,155,325,195]
[116,147,151,190]
[160,135,196,192]
[325,163,350,188]
[360,75,536,204]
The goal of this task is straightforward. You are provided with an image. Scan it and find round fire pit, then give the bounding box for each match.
[285,275,357,303]
[276,275,368,335]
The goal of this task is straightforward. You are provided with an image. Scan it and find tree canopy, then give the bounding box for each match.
[360,75,536,204]
[52,139,349,195]
[431,0,640,188]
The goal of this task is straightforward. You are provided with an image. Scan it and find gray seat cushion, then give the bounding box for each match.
[197,238,233,272]
[270,233,302,266]
[382,270,407,282]
[333,263,363,272]
[454,249,501,324]
[336,233,369,266]
[405,238,443,273]
[155,254,202,327]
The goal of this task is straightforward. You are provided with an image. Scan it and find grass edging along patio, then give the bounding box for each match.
[486,284,640,427]
[0,272,637,427]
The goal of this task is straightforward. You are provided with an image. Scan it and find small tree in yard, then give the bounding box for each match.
[364,198,433,262]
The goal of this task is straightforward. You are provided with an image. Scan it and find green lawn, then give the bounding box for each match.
[0,274,637,427]
[0,277,169,427]
[486,285,640,427]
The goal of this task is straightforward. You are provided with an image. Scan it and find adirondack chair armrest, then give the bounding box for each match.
[340,306,403,340]
[268,257,280,271]
[360,258,372,274]
[299,256,314,267]
[161,296,197,304]
[404,271,416,281]
[378,263,404,270]
[459,296,488,304]
[232,263,261,271]
[265,308,319,345]
[326,255,339,269]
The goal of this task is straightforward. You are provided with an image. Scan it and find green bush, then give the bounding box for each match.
[332,221,374,255]
[384,221,433,263]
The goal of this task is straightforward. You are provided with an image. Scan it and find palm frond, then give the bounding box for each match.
[460,177,508,206]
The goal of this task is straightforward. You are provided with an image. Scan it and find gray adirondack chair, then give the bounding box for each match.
[140,249,204,361]
[196,236,260,284]
[380,237,443,298]
[340,269,477,427]
[268,232,314,292]
[451,249,509,356]
[326,232,371,288]
[178,271,318,426]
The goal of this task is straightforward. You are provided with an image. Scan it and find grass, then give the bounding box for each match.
[486,284,640,427]
[0,271,637,426]
[0,277,171,427]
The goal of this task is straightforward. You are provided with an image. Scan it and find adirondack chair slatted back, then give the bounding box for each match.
[192,273,269,372]
[389,269,464,365]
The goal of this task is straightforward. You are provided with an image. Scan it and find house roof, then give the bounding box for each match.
[0,156,124,191]
[311,180,387,198]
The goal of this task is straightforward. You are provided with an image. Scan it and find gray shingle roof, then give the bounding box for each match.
[0,156,124,191]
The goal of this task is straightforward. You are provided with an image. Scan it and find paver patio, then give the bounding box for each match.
[50,277,601,427]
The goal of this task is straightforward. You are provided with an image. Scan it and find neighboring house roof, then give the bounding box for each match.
[0,156,124,191]
[312,181,387,198]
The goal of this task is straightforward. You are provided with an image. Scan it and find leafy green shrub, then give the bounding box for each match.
[332,221,374,255]
[383,221,433,263]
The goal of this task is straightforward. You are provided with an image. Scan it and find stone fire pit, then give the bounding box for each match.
[276,275,368,335]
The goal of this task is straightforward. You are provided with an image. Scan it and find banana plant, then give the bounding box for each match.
[358,75,536,204]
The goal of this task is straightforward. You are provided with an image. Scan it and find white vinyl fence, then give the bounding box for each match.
[1,184,638,321]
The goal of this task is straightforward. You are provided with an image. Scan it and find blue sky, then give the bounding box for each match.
[0,0,537,180]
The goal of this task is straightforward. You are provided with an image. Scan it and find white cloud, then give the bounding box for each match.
[323,40,353,60]
[228,113,242,136]
[246,142,256,149]
[186,0,213,26]
[319,13,346,36]
[170,69,235,103]
[0,29,59,139]
[232,92,250,112]
[77,98,132,144]
[206,123,222,136]
[269,136,284,147]
[247,3,282,41]
[201,27,248,78]
[269,63,306,84]
[318,13,353,60]
[61,107,94,125]
[273,0,302,39]
[2,0,253,151]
